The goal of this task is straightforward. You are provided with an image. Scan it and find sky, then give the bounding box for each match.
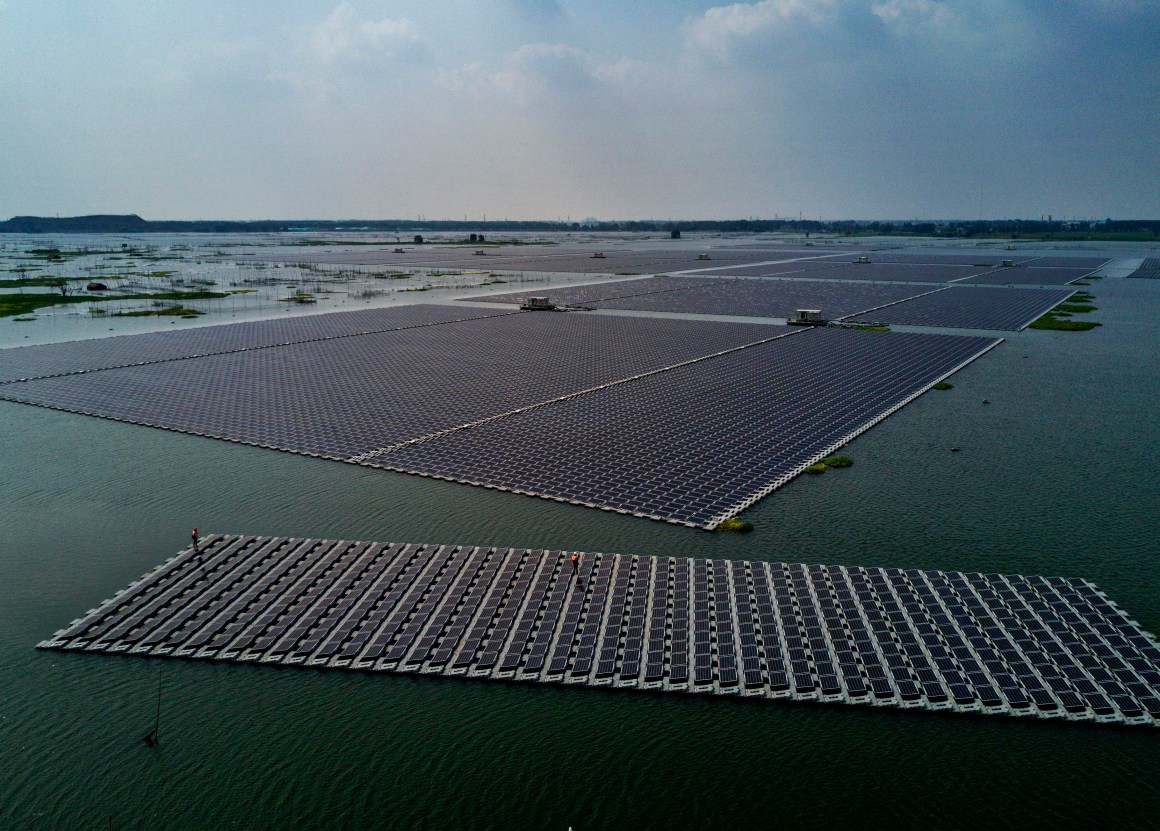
[1,0,1158,221]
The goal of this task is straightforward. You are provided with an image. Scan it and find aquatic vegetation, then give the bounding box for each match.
[932,381,953,390]
[1029,316,1101,331]
[113,306,204,317]
[716,517,753,533]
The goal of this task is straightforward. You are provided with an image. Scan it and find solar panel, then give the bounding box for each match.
[845,286,1077,332]
[962,266,1094,287]
[1125,258,1160,280]
[483,276,934,322]
[4,308,1001,529]
[41,535,1160,728]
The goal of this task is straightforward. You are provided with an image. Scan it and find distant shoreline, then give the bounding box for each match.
[2,214,1158,240]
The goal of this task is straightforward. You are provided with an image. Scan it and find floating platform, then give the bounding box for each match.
[39,535,1160,728]
[0,306,999,529]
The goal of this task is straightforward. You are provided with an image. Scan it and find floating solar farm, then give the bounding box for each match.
[40,534,1160,727]
[846,286,1076,332]
[260,246,815,276]
[0,306,998,527]
[961,266,1097,287]
[482,277,935,322]
[1127,258,1160,280]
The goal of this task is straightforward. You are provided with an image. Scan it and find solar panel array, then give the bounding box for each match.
[0,310,786,464]
[480,275,722,307]
[835,253,1037,267]
[962,267,1094,287]
[0,307,996,527]
[1126,258,1160,280]
[363,328,998,527]
[0,305,514,385]
[845,286,1076,332]
[40,534,1160,728]
[481,277,932,321]
[693,262,978,283]
[1023,256,1110,269]
[262,248,791,275]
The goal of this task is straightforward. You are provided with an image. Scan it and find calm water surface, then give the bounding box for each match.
[1,247,1158,829]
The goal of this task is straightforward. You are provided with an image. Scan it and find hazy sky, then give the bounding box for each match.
[2,1,1157,220]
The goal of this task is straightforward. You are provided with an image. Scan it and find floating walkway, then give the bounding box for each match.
[40,535,1160,728]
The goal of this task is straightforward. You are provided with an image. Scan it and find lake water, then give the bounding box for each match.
[1,238,1158,828]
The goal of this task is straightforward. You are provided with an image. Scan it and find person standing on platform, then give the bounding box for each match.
[570,552,579,574]
[191,527,199,555]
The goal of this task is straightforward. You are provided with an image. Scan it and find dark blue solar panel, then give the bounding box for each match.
[373,327,998,527]
[846,286,1076,331]
[1125,258,1160,280]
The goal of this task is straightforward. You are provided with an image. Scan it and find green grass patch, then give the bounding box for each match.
[0,289,228,318]
[846,324,890,331]
[1029,314,1101,331]
[932,381,954,390]
[804,464,828,475]
[820,455,853,468]
[1054,303,1096,313]
[0,293,93,317]
[226,289,257,294]
[716,518,754,533]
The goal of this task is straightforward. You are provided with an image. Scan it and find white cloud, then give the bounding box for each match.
[872,0,956,33]
[309,2,421,65]
[686,0,839,57]
[447,42,647,105]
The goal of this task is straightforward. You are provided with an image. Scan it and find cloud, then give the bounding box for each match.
[686,0,839,57]
[446,42,648,106]
[309,2,422,65]
[871,0,955,34]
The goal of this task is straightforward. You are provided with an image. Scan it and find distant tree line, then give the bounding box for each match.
[1,214,1156,236]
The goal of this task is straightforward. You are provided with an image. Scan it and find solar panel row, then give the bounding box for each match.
[364,327,998,527]
[845,286,1076,331]
[1126,258,1160,280]
[40,535,1160,728]
[481,277,933,322]
[1,308,996,528]
[0,310,788,464]
[260,248,792,275]
[0,304,516,385]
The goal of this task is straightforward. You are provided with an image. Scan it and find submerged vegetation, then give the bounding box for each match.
[0,289,226,318]
[716,518,753,533]
[932,381,954,390]
[1030,294,1100,331]
[805,455,854,475]
[113,306,204,318]
[1029,316,1101,331]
